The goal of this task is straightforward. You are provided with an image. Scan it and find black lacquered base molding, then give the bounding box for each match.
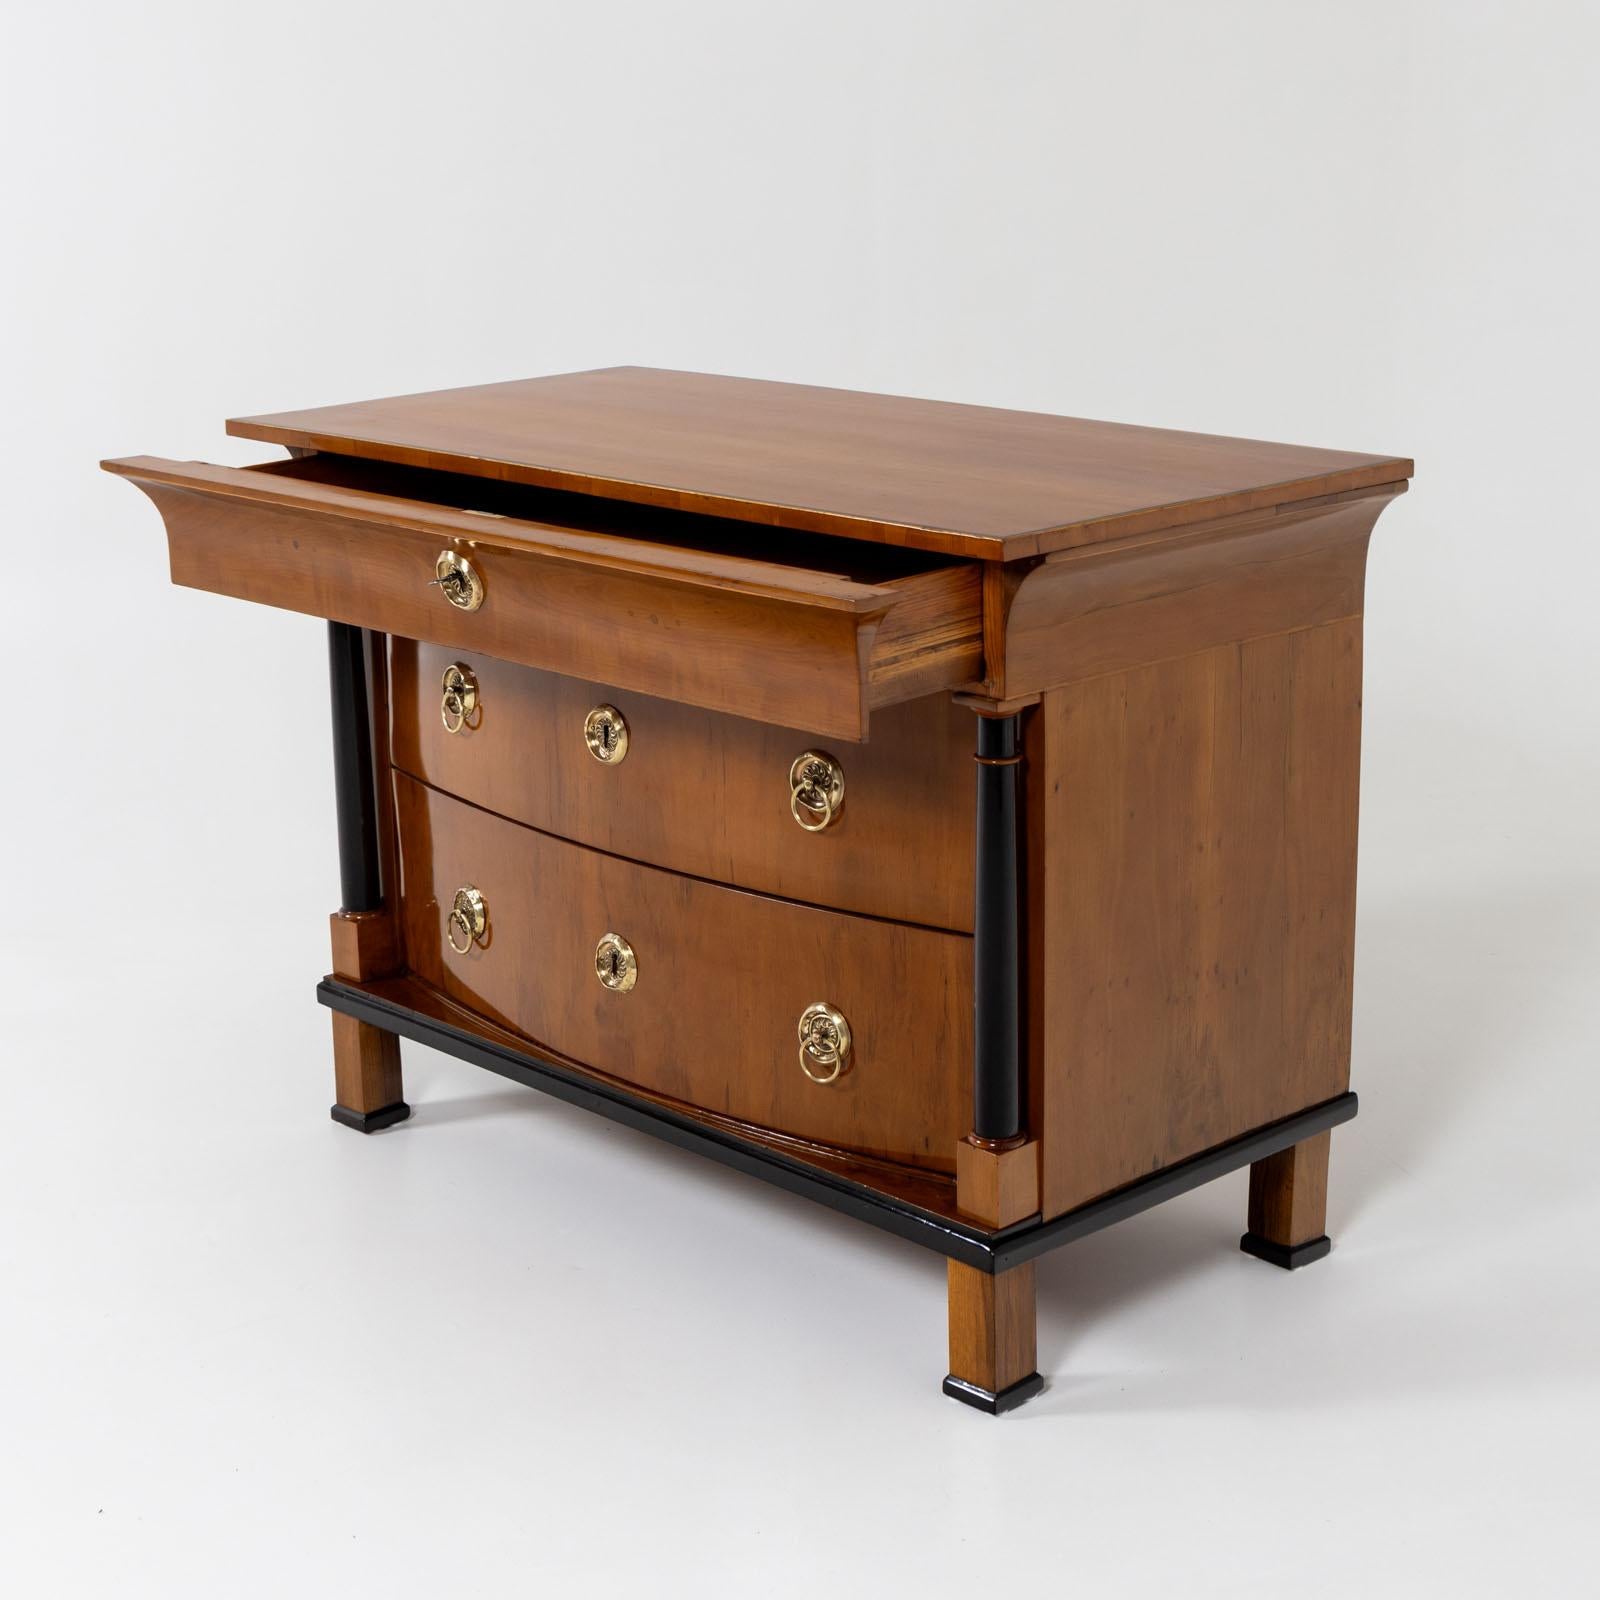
[943,1373,1044,1415]
[1239,1231,1332,1270]
[318,978,1357,1272]
[330,1101,411,1134]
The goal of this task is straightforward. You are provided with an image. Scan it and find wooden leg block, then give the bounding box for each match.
[1241,1130,1331,1269]
[330,1010,409,1133]
[955,1136,1040,1229]
[329,909,399,982]
[943,1260,1041,1413]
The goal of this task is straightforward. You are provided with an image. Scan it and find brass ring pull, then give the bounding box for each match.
[446,885,488,954]
[789,751,844,833]
[797,1001,852,1084]
[431,550,485,612]
[440,663,480,735]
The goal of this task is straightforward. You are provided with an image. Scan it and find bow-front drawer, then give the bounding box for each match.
[394,774,971,1172]
[102,453,983,741]
[391,641,976,932]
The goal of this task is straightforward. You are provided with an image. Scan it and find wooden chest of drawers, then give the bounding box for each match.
[105,367,1411,1412]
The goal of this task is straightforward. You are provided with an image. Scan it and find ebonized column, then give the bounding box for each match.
[327,622,383,915]
[972,712,1022,1143]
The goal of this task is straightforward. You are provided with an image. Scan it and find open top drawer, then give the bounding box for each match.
[102,453,984,739]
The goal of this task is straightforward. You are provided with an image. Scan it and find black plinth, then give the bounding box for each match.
[942,1373,1044,1415]
[1239,1231,1331,1270]
[318,978,1358,1272]
[330,1101,412,1134]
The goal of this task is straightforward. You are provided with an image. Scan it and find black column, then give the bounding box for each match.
[327,622,383,914]
[972,713,1022,1142]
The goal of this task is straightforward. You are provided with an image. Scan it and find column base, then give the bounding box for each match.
[942,1373,1044,1415]
[1239,1231,1331,1270]
[330,1101,411,1134]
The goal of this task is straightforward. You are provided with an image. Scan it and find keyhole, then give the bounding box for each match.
[585,705,630,765]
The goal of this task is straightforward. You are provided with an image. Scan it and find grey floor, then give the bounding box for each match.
[4,837,1594,1596]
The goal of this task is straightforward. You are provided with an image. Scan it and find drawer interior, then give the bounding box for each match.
[255,453,958,587]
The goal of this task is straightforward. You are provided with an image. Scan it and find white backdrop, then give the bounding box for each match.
[4,3,1596,1595]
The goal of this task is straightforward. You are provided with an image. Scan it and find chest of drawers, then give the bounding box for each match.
[105,367,1410,1412]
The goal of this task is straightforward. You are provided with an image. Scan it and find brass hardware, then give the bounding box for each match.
[440,663,480,735]
[583,704,630,764]
[594,932,638,993]
[797,1001,852,1084]
[789,750,845,832]
[446,885,488,954]
[431,549,485,612]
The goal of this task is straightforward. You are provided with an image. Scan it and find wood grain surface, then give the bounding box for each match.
[997,484,1400,697]
[1033,618,1365,1216]
[1247,1132,1332,1247]
[330,1011,402,1116]
[947,1261,1037,1393]
[225,366,1412,560]
[102,455,981,740]
[342,972,971,1219]
[391,640,976,932]
[393,774,972,1171]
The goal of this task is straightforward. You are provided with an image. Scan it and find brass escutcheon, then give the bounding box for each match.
[594,932,638,992]
[789,750,845,832]
[584,704,629,764]
[797,1001,852,1083]
[431,549,485,612]
[440,663,480,735]
[446,884,488,954]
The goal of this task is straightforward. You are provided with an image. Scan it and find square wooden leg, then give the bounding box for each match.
[329,1010,409,1133]
[1241,1130,1331,1269]
[943,1260,1042,1413]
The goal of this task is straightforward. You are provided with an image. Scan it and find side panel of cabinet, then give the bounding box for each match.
[1033,617,1364,1217]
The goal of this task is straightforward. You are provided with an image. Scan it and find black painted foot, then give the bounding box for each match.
[330,1101,411,1134]
[942,1373,1044,1414]
[1240,1231,1331,1270]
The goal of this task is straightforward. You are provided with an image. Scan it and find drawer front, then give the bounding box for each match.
[104,455,982,741]
[392,641,976,933]
[395,774,971,1172]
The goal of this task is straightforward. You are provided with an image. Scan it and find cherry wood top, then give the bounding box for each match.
[228,367,1412,562]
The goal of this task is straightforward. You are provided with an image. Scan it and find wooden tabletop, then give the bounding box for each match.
[229,367,1411,562]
